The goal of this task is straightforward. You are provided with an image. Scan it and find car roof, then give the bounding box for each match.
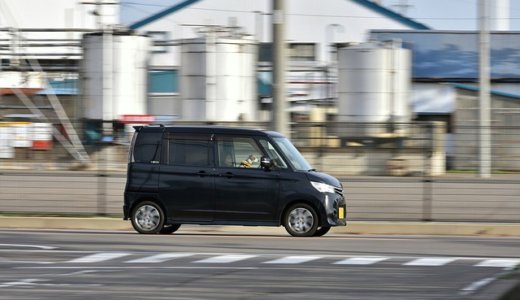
[136,125,284,137]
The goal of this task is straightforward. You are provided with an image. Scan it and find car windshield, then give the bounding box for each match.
[273,137,312,171]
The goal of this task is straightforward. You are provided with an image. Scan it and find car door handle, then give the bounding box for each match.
[197,170,207,177]
[222,172,233,178]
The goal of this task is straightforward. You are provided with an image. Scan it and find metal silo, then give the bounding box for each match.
[81,31,150,121]
[337,40,411,136]
[179,30,257,121]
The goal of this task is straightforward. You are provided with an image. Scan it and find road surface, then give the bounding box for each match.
[0,228,519,299]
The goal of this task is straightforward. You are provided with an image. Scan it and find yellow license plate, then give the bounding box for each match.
[338,207,345,219]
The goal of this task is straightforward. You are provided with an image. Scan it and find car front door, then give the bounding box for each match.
[213,135,280,224]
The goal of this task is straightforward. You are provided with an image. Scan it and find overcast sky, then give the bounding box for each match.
[120,0,520,31]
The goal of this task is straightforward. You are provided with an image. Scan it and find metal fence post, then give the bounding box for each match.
[422,122,433,221]
[96,142,107,216]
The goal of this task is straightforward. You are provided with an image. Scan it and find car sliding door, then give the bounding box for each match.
[159,133,215,223]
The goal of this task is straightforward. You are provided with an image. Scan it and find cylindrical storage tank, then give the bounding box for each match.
[180,33,257,121]
[337,41,411,136]
[81,31,150,120]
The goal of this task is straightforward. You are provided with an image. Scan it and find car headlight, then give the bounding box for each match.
[311,181,335,193]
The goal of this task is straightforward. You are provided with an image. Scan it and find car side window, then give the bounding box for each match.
[258,138,288,169]
[133,131,162,163]
[216,136,263,168]
[167,134,212,167]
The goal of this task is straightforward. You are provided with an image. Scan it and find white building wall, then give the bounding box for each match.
[490,0,510,31]
[411,83,455,114]
[0,0,117,29]
[0,0,118,59]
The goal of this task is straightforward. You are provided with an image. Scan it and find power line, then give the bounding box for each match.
[122,3,520,21]
[121,2,169,8]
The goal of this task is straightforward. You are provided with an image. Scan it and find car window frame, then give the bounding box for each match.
[214,134,266,169]
[163,132,214,167]
[256,136,290,170]
[132,130,164,164]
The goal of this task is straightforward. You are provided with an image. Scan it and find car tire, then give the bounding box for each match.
[159,224,181,234]
[131,201,165,234]
[284,203,319,237]
[313,226,331,237]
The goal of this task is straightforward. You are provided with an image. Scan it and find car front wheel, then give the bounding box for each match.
[284,203,319,237]
[131,201,165,234]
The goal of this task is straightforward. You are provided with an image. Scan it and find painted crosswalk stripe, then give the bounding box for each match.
[67,252,131,263]
[194,255,257,264]
[404,257,456,266]
[333,257,388,265]
[263,256,322,264]
[475,259,520,268]
[126,253,194,263]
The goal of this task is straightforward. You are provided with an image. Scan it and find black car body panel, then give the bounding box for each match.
[124,126,346,231]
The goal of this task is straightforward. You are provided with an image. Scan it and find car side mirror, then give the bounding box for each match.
[260,156,273,169]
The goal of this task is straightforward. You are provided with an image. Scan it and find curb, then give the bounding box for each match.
[2,217,520,236]
[343,221,520,236]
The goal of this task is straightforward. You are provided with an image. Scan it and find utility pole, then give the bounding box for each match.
[479,0,491,178]
[272,0,289,137]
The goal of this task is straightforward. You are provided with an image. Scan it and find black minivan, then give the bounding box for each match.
[124,126,346,237]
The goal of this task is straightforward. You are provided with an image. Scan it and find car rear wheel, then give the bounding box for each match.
[159,224,181,234]
[131,201,165,234]
[313,226,331,237]
[284,203,318,237]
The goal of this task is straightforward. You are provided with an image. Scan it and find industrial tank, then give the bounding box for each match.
[337,41,411,136]
[179,31,257,121]
[81,31,150,121]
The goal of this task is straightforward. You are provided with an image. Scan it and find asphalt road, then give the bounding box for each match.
[0,229,519,300]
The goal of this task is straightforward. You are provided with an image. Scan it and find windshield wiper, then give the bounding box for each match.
[308,168,317,172]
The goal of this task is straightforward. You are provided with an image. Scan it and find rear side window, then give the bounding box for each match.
[132,131,162,163]
[167,134,212,167]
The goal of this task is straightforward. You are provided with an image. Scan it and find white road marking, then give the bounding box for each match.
[17,266,259,270]
[5,249,518,270]
[0,278,43,288]
[404,257,457,266]
[6,261,54,265]
[0,244,56,250]
[55,270,105,276]
[460,277,496,296]
[67,252,131,263]
[475,259,520,268]
[194,255,258,264]
[126,253,194,263]
[0,277,101,288]
[263,256,322,264]
[333,257,388,265]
